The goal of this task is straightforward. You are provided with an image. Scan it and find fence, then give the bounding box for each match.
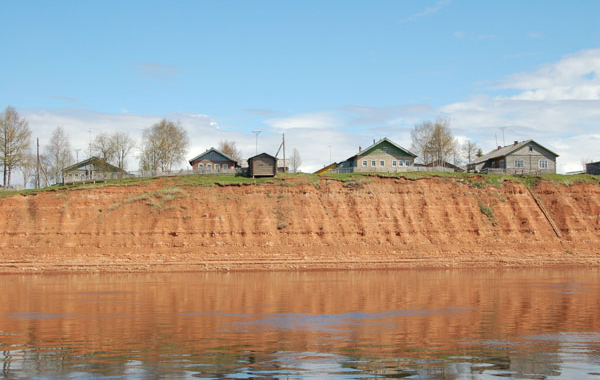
[333,166,456,174]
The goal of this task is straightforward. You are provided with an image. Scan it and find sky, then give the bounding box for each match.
[1,0,599,174]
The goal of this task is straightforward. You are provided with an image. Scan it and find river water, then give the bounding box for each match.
[1,269,599,379]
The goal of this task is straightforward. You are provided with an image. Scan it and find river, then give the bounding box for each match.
[1,269,599,379]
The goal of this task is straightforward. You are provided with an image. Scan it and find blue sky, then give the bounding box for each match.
[1,0,599,172]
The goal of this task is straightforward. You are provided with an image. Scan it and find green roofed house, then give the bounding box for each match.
[62,157,128,184]
[335,138,417,173]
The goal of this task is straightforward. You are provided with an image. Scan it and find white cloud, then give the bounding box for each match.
[398,0,449,24]
[499,49,600,100]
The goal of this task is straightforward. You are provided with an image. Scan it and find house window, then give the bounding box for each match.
[198,163,204,169]
[215,164,220,171]
[515,160,524,168]
[371,160,376,167]
[539,160,548,169]
[398,160,404,167]
[405,160,410,166]
[529,146,533,152]
[362,160,367,167]
[223,164,228,170]
[206,164,212,170]
[392,160,397,167]
[380,160,385,166]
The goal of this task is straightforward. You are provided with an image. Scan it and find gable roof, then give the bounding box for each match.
[471,140,559,165]
[62,157,125,173]
[248,152,276,161]
[357,137,417,158]
[189,147,238,165]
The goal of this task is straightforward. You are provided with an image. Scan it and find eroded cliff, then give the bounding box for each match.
[0,175,599,271]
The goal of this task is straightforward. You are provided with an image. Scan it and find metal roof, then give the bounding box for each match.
[470,140,559,165]
[358,137,418,158]
[188,147,238,165]
[61,157,124,173]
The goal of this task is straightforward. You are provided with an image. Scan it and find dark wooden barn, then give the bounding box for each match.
[247,153,277,177]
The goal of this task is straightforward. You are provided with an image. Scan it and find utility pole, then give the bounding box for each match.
[251,130,261,155]
[36,138,40,189]
[75,149,81,162]
[282,134,286,173]
[88,127,92,158]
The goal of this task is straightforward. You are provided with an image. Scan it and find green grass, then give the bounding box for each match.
[1,172,598,201]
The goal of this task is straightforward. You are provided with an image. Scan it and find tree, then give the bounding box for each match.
[462,140,480,164]
[0,106,32,187]
[476,148,483,158]
[139,119,189,174]
[18,153,37,189]
[45,126,73,184]
[218,140,242,162]
[410,118,457,165]
[290,148,302,173]
[111,132,136,170]
[91,133,116,163]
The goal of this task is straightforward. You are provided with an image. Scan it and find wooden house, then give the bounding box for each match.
[62,157,127,184]
[247,153,277,177]
[586,161,600,175]
[335,138,417,173]
[467,140,558,174]
[424,159,465,172]
[188,148,237,173]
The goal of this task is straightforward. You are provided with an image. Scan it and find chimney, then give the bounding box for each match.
[497,146,502,150]
[514,140,519,145]
[359,146,362,152]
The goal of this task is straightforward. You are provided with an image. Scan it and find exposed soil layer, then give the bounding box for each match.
[0,176,599,272]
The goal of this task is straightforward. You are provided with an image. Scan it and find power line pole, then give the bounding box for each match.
[282,133,286,173]
[36,138,40,189]
[75,149,81,162]
[251,130,261,155]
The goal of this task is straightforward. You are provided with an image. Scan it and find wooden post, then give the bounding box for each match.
[282,133,286,173]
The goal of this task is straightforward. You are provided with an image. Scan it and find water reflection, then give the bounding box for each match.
[1,269,599,379]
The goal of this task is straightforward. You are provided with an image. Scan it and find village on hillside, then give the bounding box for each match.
[1,107,599,190]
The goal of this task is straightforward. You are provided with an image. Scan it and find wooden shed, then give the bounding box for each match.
[247,153,277,177]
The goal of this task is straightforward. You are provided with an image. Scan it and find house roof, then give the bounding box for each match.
[248,152,276,161]
[188,147,238,165]
[358,137,418,158]
[470,140,559,165]
[62,157,125,173]
[313,162,338,174]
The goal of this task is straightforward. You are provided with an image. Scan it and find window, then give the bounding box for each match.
[223,164,228,170]
[392,160,397,167]
[380,160,385,167]
[215,164,220,171]
[529,146,533,152]
[539,160,548,169]
[515,160,524,168]
[405,160,410,166]
[398,160,404,167]
[206,164,212,170]
[362,160,368,167]
[198,163,204,169]
[371,160,376,167]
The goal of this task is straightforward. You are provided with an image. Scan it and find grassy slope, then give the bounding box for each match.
[1,172,599,199]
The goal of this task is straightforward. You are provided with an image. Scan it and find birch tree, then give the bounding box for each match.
[411,118,457,165]
[91,133,116,163]
[111,132,136,170]
[218,140,242,162]
[139,119,189,174]
[462,140,480,163]
[0,106,32,187]
[45,126,73,184]
[291,148,302,173]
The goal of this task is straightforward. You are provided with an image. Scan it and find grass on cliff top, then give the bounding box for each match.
[1,172,598,200]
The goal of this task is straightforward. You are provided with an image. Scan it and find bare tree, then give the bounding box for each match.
[139,119,189,174]
[0,106,32,187]
[111,132,136,170]
[91,133,116,163]
[411,118,457,165]
[290,148,302,173]
[476,148,483,158]
[462,140,480,164]
[18,153,37,188]
[45,126,74,184]
[218,140,242,162]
